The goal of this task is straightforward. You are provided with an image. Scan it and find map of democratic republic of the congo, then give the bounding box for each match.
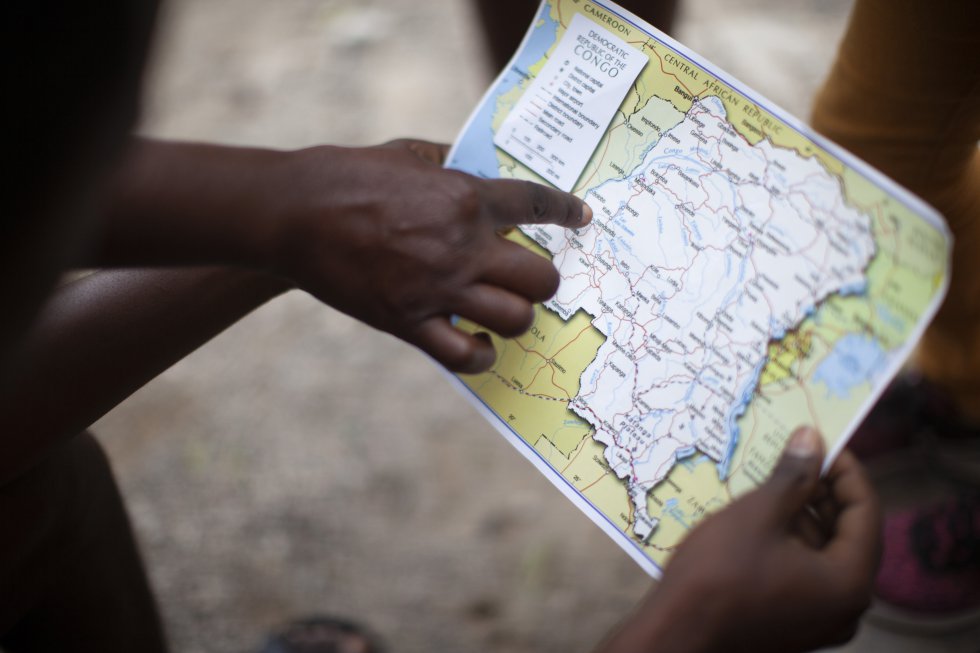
[445,0,951,576]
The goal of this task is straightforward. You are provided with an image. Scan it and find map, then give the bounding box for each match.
[445,0,951,576]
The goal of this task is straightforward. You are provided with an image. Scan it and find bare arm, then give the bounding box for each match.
[594,431,880,653]
[0,267,289,484]
[88,138,590,373]
[1,136,589,478]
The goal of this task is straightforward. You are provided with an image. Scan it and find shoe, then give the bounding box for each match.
[865,451,980,633]
[851,373,980,632]
[260,616,385,653]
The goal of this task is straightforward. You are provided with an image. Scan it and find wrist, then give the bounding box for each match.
[100,139,293,270]
[197,143,294,272]
[597,583,724,653]
[259,144,350,282]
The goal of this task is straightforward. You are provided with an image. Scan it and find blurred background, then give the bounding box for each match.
[91,1,976,651]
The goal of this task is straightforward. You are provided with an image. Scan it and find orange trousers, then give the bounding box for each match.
[811,0,980,419]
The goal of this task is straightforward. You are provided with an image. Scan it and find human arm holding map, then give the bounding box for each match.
[97,126,880,653]
[7,127,879,652]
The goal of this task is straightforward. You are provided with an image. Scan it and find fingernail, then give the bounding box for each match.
[579,202,593,226]
[786,427,821,458]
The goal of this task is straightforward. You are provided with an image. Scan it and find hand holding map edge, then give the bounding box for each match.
[596,428,881,653]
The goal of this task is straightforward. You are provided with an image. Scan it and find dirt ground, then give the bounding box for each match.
[90,1,978,651]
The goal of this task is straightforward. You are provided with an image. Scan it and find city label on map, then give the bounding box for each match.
[493,13,647,191]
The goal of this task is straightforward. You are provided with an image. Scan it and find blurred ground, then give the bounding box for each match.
[91,1,978,652]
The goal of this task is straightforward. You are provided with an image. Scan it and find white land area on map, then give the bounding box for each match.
[495,13,647,191]
[522,95,876,539]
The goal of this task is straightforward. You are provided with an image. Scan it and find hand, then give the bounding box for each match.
[597,428,882,653]
[267,139,591,372]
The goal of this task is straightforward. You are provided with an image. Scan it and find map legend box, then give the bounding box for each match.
[494,13,647,192]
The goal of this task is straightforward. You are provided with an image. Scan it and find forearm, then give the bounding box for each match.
[90,136,589,375]
[93,138,289,268]
[0,267,290,483]
[595,597,717,653]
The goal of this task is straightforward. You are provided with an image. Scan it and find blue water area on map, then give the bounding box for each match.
[446,4,559,178]
[661,496,690,527]
[876,302,907,333]
[813,334,888,399]
[718,357,764,480]
[679,454,712,472]
[665,505,690,528]
[838,279,869,297]
[675,445,696,460]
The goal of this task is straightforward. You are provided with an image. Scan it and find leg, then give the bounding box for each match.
[811,0,980,419]
[0,432,167,652]
[474,0,679,74]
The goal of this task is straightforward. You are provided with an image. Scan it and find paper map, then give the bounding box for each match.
[445,0,951,575]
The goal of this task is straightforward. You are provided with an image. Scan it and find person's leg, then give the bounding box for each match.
[474,0,679,74]
[0,432,167,653]
[811,0,980,419]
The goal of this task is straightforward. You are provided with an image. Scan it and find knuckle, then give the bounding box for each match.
[445,174,482,216]
[443,221,475,253]
[424,331,474,373]
[524,181,551,223]
[442,349,473,373]
[516,257,560,301]
[540,264,561,298]
[517,302,536,331]
[497,302,535,338]
[378,292,418,325]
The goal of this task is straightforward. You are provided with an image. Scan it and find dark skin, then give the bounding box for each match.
[598,430,881,653]
[101,138,586,369]
[3,1,880,650]
[0,267,290,485]
[1,136,590,481]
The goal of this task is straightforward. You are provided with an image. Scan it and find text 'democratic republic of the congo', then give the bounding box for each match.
[494,12,647,192]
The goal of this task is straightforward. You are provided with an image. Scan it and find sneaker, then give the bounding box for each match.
[260,616,385,653]
[852,373,980,632]
[866,452,980,633]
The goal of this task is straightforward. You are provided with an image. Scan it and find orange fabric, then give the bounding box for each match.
[811,0,980,418]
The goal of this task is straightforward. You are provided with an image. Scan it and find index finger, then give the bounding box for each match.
[824,450,882,574]
[480,178,592,229]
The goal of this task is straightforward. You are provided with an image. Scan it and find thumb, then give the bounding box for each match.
[758,427,825,523]
[407,140,450,165]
